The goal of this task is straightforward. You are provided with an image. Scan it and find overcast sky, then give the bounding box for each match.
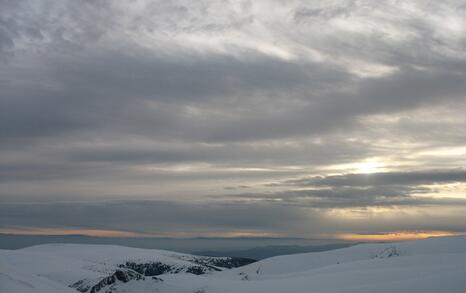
[1,0,466,240]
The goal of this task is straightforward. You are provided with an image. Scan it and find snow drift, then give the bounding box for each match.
[1,236,466,293]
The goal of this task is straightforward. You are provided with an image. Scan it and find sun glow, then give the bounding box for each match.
[335,231,466,242]
[325,159,387,174]
[353,160,382,174]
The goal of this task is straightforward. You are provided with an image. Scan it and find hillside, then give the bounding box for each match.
[1,236,466,293]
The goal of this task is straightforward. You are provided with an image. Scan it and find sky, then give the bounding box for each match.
[1,0,466,241]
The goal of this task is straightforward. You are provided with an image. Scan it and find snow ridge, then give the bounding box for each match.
[1,236,466,293]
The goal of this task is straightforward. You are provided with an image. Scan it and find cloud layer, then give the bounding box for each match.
[1,0,466,237]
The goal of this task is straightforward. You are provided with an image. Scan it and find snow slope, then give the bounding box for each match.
[1,236,466,293]
[0,244,253,293]
[222,235,466,278]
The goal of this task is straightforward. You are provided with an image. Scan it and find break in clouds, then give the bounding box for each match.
[1,0,466,238]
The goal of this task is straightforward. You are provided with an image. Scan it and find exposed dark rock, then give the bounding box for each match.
[186,265,209,275]
[374,246,402,259]
[70,279,89,292]
[70,255,255,292]
[118,258,244,277]
[192,257,256,269]
[90,275,114,293]
[71,269,145,293]
[120,261,174,276]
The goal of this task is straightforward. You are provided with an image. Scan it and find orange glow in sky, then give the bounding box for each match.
[336,231,466,242]
[0,227,144,238]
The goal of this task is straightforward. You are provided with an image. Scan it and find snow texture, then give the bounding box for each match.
[1,236,466,293]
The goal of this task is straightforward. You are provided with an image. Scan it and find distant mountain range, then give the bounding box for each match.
[193,243,353,259]
[0,233,352,256]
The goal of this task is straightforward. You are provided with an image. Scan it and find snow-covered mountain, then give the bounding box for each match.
[0,244,254,293]
[2,236,466,293]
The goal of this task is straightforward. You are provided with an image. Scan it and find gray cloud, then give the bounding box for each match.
[2,0,465,144]
[220,183,466,209]
[287,169,466,187]
[1,0,466,236]
[2,199,466,237]
[0,200,317,235]
[212,169,466,211]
